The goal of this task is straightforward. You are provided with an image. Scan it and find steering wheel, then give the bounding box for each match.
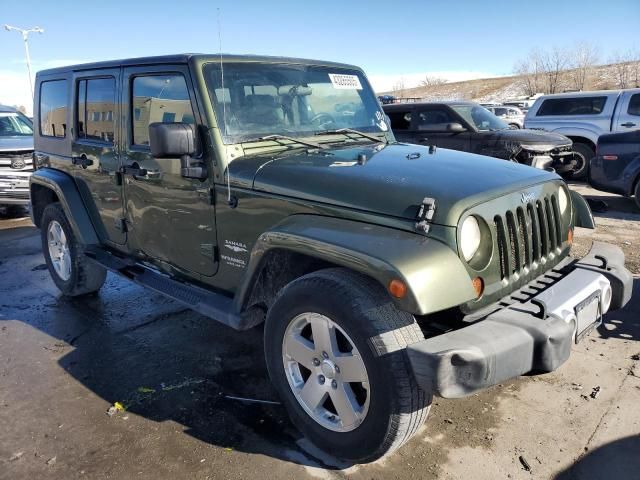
[310,112,336,128]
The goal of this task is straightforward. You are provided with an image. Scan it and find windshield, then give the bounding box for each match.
[0,112,33,136]
[450,105,509,131]
[203,62,388,143]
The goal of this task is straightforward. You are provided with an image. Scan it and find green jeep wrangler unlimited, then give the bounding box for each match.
[30,54,632,463]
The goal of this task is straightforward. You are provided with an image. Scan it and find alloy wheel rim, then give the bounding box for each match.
[282,312,370,432]
[47,220,71,281]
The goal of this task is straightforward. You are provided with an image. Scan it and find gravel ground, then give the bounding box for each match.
[0,184,639,480]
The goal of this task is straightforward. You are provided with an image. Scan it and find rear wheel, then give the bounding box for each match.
[634,179,640,211]
[571,142,594,180]
[509,123,520,129]
[41,202,106,296]
[264,268,431,463]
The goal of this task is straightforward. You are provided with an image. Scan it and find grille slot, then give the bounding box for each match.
[495,194,562,280]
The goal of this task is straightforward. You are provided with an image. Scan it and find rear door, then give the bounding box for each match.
[71,69,126,245]
[412,105,472,150]
[121,65,218,277]
[613,91,640,132]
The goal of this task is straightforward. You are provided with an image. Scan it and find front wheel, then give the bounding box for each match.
[264,268,431,463]
[634,179,640,212]
[571,142,594,180]
[41,202,107,296]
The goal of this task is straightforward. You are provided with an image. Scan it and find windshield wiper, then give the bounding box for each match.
[315,128,386,143]
[258,134,325,150]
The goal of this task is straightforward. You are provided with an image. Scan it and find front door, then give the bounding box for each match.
[412,106,472,151]
[71,69,126,245]
[613,92,640,133]
[121,65,217,277]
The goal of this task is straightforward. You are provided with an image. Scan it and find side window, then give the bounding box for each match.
[40,80,68,138]
[77,77,116,143]
[494,107,507,116]
[628,94,640,116]
[131,74,195,146]
[387,110,411,130]
[416,108,456,131]
[537,97,608,116]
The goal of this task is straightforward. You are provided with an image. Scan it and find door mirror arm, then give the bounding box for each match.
[180,154,207,179]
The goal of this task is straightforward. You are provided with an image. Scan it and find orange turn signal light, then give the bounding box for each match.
[388,279,407,299]
[472,277,484,298]
[568,228,573,246]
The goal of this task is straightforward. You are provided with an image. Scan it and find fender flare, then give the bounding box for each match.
[570,190,595,229]
[233,215,477,316]
[30,168,100,246]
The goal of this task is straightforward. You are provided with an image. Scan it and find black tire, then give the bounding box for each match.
[41,202,106,296]
[571,142,594,181]
[634,179,640,212]
[509,123,521,129]
[264,268,431,463]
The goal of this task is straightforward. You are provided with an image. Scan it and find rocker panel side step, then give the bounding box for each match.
[85,247,243,329]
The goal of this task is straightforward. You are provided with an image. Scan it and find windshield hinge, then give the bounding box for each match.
[415,197,436,234]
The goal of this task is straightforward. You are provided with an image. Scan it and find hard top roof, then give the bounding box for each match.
[0,105,19,113]
[36,53,361,76]
[382,101,478,110]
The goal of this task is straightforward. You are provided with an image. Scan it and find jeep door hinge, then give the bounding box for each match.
[415,197,436,234]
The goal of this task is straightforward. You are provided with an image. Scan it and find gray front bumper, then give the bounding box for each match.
[408,242,633,398]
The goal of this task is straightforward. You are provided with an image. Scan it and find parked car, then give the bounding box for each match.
[590,129,640,210]
[524,89,640,179]
[377,94,396,104]
[383,101,575,172]
[30,54,632,463]
[0,105,34,210]
[485,105,525,129]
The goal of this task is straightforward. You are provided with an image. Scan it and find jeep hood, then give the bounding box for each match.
[238,143,559,227]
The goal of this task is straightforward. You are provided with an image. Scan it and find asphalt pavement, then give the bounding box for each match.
[0,194,638,480]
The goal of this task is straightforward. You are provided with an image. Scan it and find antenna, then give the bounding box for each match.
[217,7,232,206]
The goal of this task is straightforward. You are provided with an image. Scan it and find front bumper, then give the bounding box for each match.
[408,242,633,398]
[0,171,32,205]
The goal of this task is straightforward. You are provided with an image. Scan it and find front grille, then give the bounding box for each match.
[0,151,33,170]
[494,193,563,280]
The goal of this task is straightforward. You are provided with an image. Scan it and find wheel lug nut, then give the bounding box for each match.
[322,351,329,359]
[318,375,325,384]
[331,380,337,389]
[313,358,320,366]
[335,365,340,373]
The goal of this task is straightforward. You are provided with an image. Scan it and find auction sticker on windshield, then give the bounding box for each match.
[328,73,362,90]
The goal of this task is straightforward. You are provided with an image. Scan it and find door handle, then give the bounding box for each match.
[120,163,148,177]
[621,122,637,128]
[72,155,93,168]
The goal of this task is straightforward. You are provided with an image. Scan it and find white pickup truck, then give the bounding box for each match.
[524,88,640,179]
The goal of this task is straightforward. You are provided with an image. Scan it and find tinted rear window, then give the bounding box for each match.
[628,94,640,116]
[537,96,607,116]
[40,80,69,137]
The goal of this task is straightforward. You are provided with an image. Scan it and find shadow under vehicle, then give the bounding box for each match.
[28,54,633,463]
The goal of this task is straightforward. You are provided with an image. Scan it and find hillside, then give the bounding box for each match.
[381,62,639,103]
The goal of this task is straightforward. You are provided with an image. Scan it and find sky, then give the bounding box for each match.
[1,0,639,113]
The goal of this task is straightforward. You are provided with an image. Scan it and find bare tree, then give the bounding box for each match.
[609,51,633,88]
[513,50,544,96]
[420,75,447,87]
[567,42,599,91]
[392,77,406,98]
[539,47,570,94]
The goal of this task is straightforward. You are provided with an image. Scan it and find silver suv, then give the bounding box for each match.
[0,105,34,209]
[486,105,525,128]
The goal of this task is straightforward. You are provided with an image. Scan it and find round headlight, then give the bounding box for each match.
[460,216,482,261]
[558,186,569,214]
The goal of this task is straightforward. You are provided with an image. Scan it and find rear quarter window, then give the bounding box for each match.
[537,96,607,116]
[628,94,640,116]
[40,79,69,137]
[387,110,412,130]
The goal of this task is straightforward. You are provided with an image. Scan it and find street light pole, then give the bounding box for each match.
[4,25,44,101]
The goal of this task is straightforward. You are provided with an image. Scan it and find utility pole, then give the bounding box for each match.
[4,25,44,101]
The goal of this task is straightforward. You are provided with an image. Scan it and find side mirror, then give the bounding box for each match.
[446,122,466,133]
[149,123,206,179]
